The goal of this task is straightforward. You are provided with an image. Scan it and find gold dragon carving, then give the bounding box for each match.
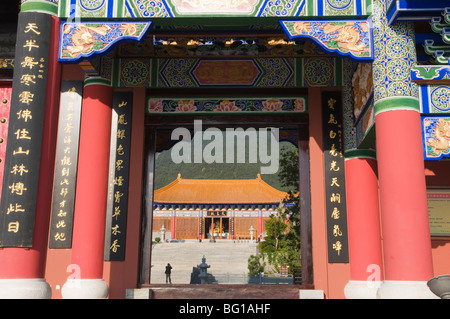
[63,24,139,58]
[292,21,369,56]
[428,119,450,154]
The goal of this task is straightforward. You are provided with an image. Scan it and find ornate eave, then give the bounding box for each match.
[279,19,374,62]
[424,9,450,65]
[58,0,374,19]
[58,21,152,63]
[411,5,450,162]
[386,0,449,25]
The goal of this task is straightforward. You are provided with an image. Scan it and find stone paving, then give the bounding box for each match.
[150,240,259,284]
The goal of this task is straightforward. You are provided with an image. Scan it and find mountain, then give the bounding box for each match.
[154,138,297,192]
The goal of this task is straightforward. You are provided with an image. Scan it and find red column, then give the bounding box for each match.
[344,150,383,298]
[171,212,176,240]
[375,98,434,298]
[62,80,112,298]
[257,210,262,240]
[0,15,60,299]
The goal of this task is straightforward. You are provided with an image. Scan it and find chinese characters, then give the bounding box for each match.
[0,14,51,247]
[104,92,133,261]
[48,82,83,249]
[322,92,349,263]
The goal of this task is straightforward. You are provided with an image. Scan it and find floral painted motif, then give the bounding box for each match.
[214,101,242,112]
[262,100,284,112]
[175,100,197,112]
[80,0,105,11]
[304,58,334,86]
[294,98,306,112]
[371,0,418,102]
[148,99,163,113]
[120,59,150,87]
[326,0,351,9]
[431,86,450,112]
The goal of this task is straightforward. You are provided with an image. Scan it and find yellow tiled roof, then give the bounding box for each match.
[154,174,287,204]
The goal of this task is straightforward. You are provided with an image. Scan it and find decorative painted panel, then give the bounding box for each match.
[58,0,373,18]
[386,0,449,25]
[58,21,152,62]
[112,57,342,88]
[342,58,357,150]
[301,57,341,87]
[280,20,374,61]
[412,65,450,83]
[419,85,450,114]
[190,60,262,86]
[422,116,450,161]
[118,36,321,58]
[146,97,307,114]
[158,58,295,88]
[371,0,418,103]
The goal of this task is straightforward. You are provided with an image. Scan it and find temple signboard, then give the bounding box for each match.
[48,81,83,248]
[104,92,133,261]
[322,91,349,263]
[0,12,51,247]
[428,190,450,236]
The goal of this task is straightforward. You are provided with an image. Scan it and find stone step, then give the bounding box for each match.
[150,241,259,284]
[140,284,306,299]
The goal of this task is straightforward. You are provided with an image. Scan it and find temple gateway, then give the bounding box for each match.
[0,0,450,299]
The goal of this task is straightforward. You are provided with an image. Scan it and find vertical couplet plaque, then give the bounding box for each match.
[0,12,52,247]
[48,81,83,248]
[104,92,133,261]
[322,91,349,263]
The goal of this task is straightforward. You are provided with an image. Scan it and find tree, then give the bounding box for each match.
[247,254,265,276]
[262,214,288,251]
[258,145,301,275]
[278,146,299,190]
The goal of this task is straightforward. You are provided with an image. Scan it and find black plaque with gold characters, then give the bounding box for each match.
[207,211,228,217]
[104,92,133,261]
[0,12,52,247]
[322,91,349,263]
[48,81,83,249]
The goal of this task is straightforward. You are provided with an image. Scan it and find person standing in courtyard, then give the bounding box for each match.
[165,263,172,284]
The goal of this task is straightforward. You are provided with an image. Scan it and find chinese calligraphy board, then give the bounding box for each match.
[104,92,133,261]
[322,91,349,263]
[0,12,51,247]
[48,81,83,248]
[207,211,228,217]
